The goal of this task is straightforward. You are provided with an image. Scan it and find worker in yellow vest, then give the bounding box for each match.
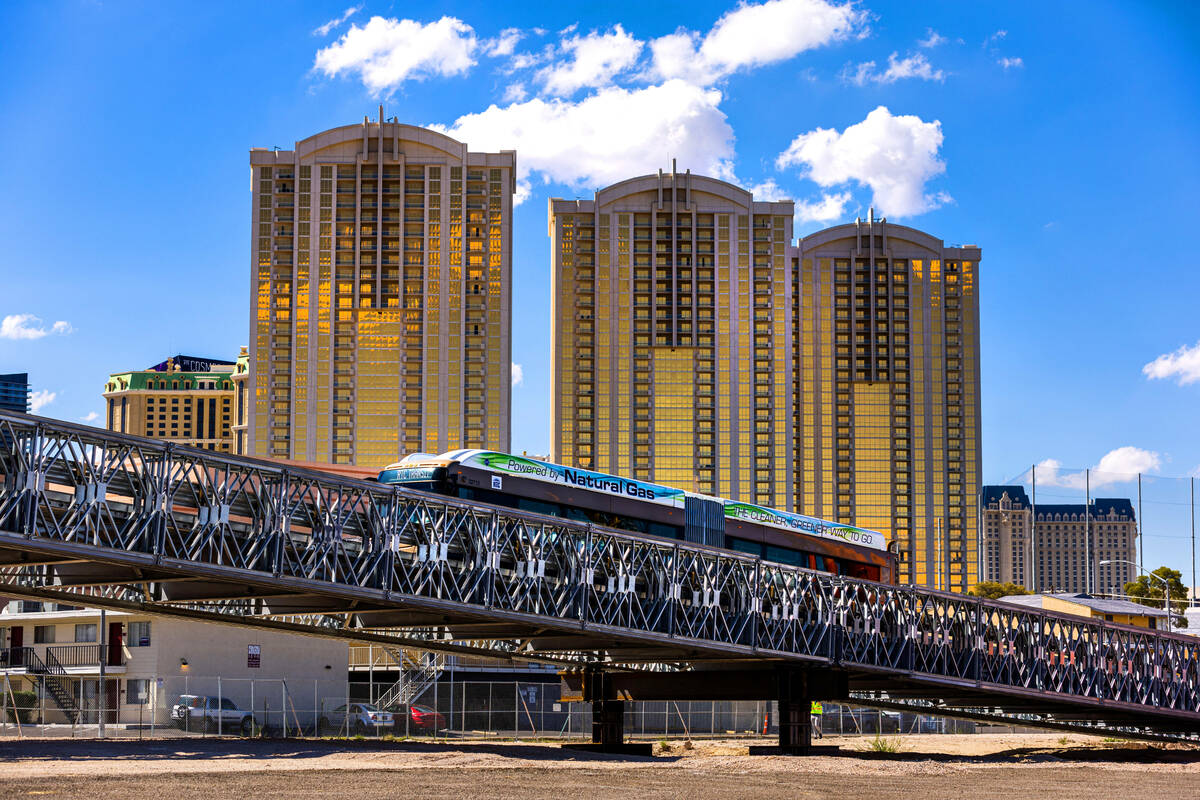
[810,700,824,739]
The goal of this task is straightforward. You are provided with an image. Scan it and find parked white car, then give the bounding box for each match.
[318,703,394,736]
[171,695,257,735]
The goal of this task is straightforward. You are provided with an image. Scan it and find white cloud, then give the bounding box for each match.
[1030,447,1165,489]
[538,25,643,96]
[748,179,789,201]
[485,28,523,57]
[313,5,361,37]
[504,48,550,74]
[795,191,852,223]
[998,56,1023,69]
[80,411,100,423]
[776,106,949,217]
[1,314,74,340]
[986,29,1008,46]
[646,0,866,85]
[1144,340,1200,386]
[313,15,479,94]
[436,80,735,194]
[502,82,528,103]
[29,390,55,413]
[918,28,947,48]
[846,52,945,86]
[512,363,524,387]
[746,183,851,224]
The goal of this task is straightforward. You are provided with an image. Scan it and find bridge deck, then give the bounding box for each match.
[1,410,1199,737]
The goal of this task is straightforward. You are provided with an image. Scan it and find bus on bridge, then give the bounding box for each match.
[378,450,897,584]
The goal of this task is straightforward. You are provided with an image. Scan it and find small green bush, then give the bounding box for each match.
[859,733,904,753]
[4,690,38,724]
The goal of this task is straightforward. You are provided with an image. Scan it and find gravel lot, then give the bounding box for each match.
[1,734,1197,799]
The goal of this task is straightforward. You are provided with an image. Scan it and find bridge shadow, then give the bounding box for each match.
[834,742,1200,765]
[0,737,663,764]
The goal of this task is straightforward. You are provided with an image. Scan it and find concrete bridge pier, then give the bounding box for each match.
[775,668,813,754]
[562,666,654,755]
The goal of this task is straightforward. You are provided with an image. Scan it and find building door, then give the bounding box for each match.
[104,679,119,724]
[9,626,23,666]
[107,622,123,667]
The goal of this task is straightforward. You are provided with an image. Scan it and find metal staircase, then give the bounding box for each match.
[374,648,445,710]
[24,648,81,724]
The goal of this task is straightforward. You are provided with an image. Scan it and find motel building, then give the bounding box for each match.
[0,600,348,727]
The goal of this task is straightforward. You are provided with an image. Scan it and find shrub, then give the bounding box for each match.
[4,690,38,724]
[859,733,904,753]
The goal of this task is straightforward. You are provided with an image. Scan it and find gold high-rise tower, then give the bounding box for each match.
[792,214,981,590]
[249,111,515,466]
[549,167,795,507]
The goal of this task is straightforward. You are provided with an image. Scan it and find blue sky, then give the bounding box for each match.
[1,1,1198,573]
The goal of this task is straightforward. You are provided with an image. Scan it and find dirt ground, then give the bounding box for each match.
[2,733,1198,799]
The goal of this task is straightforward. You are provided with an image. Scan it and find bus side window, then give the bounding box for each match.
[648,522,681,540]
[727,538,763,557]
[764,545,803,567]
[812,555,826,572]
[563,506,590,523]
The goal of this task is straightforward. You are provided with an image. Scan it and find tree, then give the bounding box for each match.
[1124,566,1189,629]
[970,581,1031,600]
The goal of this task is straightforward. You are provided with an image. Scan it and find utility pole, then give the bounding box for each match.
[1030,464,1037,592]
[98,608,106,738]
[1138,473,1143,585]
[1085,469,1092,594]
[1192,477,1196,608]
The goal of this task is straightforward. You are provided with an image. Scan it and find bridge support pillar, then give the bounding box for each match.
[776,668,812,755]
[561,667,653,756]
[592,698,626,748]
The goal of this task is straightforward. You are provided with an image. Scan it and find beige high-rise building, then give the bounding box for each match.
[102,355,238,451]
[249,111,515,466]
[982,486,1138,595]
[231,346,250,455]
[793,216,982,591]
[981,486,1032,588]
[549,167,795,505]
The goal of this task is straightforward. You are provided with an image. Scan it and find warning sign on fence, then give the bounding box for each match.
[247,644,261,669]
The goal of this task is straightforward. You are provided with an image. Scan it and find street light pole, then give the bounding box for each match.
[1100,558,1174,634]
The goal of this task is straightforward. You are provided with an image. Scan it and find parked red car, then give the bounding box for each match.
[389,703,446,733]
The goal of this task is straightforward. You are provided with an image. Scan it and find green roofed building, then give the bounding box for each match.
[103,355,240,452]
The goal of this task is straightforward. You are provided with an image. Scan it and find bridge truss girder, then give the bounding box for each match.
[2,410,1200,741]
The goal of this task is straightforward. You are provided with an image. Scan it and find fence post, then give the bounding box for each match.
[249,680,255,737]
[283,682,289,737]
[217,677,223,737]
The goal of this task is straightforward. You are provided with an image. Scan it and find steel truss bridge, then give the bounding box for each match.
[1,410,1199,751]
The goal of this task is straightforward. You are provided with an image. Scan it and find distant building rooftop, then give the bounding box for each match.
[981,486,1134,519]
[999,592,1168,618]
[146,355,236,373]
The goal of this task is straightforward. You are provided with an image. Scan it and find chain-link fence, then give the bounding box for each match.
[1,673,982,740]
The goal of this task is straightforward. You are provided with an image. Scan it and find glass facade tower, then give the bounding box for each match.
[792,215,982,590]
[549,168,796,508]
[249,111,515,466]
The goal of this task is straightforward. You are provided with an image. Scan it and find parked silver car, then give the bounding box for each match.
[318,703,394,736]
[171,695,257,735]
